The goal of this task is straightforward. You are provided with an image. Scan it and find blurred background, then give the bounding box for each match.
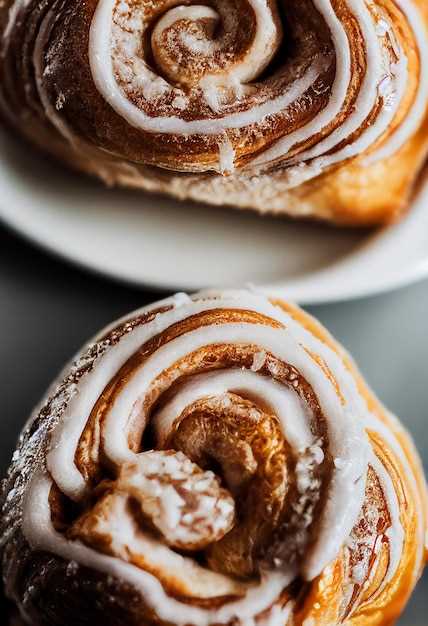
[0,225,426,625]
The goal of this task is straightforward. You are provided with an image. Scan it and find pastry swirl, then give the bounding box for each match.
[1,0,428,223]
[1,291,427,625]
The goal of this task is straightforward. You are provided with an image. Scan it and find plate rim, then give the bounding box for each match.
[1,127,428,304]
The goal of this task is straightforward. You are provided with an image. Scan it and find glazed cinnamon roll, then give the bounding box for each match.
[1,1,428,224]
[1,290,427,625]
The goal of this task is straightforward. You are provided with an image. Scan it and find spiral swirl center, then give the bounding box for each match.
[150,1,281,91]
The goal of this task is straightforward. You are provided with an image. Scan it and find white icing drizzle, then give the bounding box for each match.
[365,0,428,164]
[252,0,420,180]
[362,407,427,584]
[270,3,404,170]
[16,289,426,626]
[48,316,369,579]
[85,0,428,178]
[153,369,314,452]
[341,450,405,616]
[218,136,236,174]
[151,3,278,86]
[251,0,354,167]
[3,0,426,186]
[368,453,404,586]
[89,0,328,138]
[23,473,296,626]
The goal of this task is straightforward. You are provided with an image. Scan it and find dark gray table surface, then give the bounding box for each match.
[0,226,426,624]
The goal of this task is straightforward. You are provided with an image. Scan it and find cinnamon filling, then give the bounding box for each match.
[41,299,406,621]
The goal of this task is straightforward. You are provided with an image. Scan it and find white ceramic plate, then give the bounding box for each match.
[1,126,428,304]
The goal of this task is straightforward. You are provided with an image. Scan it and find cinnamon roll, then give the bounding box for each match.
[1,290,427,625]
[1,1,428,224]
